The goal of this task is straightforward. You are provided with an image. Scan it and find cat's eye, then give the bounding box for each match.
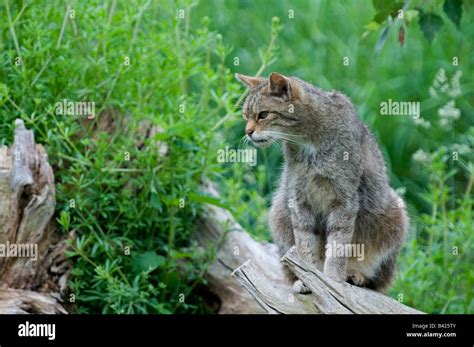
[258,111,269,120]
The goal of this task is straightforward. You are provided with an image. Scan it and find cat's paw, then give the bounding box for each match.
[293,280,311,294]
[347,270,366,286]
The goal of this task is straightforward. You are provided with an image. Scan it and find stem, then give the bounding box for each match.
[441,200,447,268]
[428,200,437,258]
[7,96,25,115]
[167,157,176,251]
[56,4,70,50]
[175,14,186,95]
[4,0,25,73]
[12,3,28,25]
[465,171,473,198]
[31,56,52,86]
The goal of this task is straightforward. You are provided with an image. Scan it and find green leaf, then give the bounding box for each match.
[65,251,77,258]
[443,0,463,27]
[372,1,403,23]
[388,2,404,19]
[374,10,390,23]
[57,210,71,231]
[419,13,443,43]
[375,26,390,55]
[0,83,9,107]
[189,192,230,209]
[404,9,420,24]
[149,192,163,212]
[365,21,382,31]
[372,0,396,12]
[153,132,168,141]
[133,251,166,273]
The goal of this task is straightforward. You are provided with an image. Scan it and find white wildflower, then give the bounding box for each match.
[451,143,471,155]
[429,68,462,100]
[437,68,447,84]
[412,149,431,164]
[414,117,431,128]
[438,100,460,120]
[440,118,450,127]
[440,83,449,93]
[429,86,438,98]
[448,70,463,98]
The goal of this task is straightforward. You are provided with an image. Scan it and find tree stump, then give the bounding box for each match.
[0,119,71,314]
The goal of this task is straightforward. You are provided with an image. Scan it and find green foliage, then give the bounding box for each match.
[0,0,245,313]
[194,1,474,214]
[369,0,465,44]
[419,12,444,43]
[224,164,270,241]
[392,147,473,313]
[443,0,463,27]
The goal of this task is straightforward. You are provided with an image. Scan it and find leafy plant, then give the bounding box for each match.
[365,0,465,49]
[392,145,473,313]
[0,0,257,313]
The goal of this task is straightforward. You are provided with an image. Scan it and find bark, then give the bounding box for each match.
[0,288,67,314]
[0,119,70,313]
[231,246,422,314]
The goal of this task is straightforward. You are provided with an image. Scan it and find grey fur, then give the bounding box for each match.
[237,72,408,293]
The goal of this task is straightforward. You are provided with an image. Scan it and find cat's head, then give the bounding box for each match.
[236,72,308,148]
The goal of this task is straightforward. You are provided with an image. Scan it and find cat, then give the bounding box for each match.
[236,72,408,293]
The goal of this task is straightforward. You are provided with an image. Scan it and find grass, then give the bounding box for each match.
[391,146,473,313]
[0,0,245,313]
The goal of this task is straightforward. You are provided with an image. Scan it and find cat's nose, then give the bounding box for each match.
[246,129,254,137]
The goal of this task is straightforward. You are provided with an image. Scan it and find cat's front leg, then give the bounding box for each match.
[290,197,322,294]
[290,195,323,270]
[324,201,358,282]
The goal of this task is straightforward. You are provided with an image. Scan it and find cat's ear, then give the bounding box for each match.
[269,72,291,99]
[235,73,265,89]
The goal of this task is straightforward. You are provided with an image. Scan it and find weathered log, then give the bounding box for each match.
[231,247,423,314]
[0,288,67,314]
[194,182,273,313]
[0,119,70,313]
[197,185,423,314]
[231,260,319,314]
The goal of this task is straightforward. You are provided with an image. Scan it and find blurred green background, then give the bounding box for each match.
[195,0,474,212]
[0,0,472,313]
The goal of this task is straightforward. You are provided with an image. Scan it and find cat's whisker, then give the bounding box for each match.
[265,132,301,144]
[271,140,282,152]
[239,135,247,148]
[266,130,299,136]
[242,136,248,148]
[266,130,303,141]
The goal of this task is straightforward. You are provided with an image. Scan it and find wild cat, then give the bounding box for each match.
[236,72,408,293]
